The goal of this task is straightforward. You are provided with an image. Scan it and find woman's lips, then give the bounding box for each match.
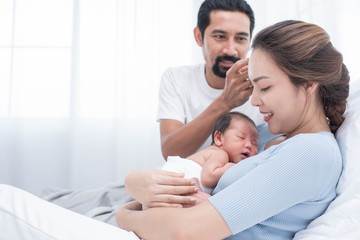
[261,111,274,122]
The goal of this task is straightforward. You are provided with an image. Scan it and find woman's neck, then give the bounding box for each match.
[286,106,331,139]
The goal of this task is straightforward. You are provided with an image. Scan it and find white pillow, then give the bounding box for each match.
[294,79,360,240]
[335,79,360,194]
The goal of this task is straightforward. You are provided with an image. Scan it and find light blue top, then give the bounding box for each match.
[209,124,342,240]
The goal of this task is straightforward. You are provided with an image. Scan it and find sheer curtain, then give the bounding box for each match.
[250,0,360,82]
[0,0,203,195]
[1,0,359,195]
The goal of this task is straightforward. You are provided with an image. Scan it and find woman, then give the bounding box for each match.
[116,20,350,240]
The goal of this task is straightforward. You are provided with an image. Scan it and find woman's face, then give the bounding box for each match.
[249,48,307,136]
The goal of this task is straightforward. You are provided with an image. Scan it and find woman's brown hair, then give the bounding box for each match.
[252,20,350,134]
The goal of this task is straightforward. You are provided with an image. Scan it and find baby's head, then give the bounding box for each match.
[211,112,258,163]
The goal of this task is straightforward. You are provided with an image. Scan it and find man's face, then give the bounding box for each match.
[198,10,251,79]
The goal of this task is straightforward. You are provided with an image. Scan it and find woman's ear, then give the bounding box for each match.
[194,27,203,47]
[305,82,319,94]
[213,131,223,147]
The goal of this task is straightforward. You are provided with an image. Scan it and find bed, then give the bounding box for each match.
[1,80,359,239]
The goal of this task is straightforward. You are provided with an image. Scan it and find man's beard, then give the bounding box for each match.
[212,55,240,78]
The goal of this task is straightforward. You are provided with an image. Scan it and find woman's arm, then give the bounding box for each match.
[116,200,232,240]
[125,169,200,208]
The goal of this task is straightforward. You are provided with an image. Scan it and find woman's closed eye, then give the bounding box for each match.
[261,86,271,92]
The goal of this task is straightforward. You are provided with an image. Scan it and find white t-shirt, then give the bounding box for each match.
[157,64,263,151]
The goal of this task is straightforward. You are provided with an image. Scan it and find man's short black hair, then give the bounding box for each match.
[197,0,255,39]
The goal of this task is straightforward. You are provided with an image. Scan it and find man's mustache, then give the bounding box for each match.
[215,55,240,64]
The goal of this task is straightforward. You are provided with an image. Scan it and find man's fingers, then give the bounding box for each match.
[227,58,249,76]
[233,58,249,69]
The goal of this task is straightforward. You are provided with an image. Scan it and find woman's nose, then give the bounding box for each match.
[250,90,261,107]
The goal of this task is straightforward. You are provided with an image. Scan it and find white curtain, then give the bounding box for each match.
[1,0,359,195]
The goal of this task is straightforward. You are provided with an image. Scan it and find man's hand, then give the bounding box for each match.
[221,58,253,109]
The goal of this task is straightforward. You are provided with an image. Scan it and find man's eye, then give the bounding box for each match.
[236,37,247,42]
[213,35,225,39]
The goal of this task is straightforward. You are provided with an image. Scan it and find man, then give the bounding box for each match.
[158,0,263,159]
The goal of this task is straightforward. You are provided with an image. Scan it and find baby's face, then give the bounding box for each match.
[221,119,258,163]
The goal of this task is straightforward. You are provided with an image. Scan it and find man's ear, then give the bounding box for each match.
[213,131,223,147]
[194,27,203,47]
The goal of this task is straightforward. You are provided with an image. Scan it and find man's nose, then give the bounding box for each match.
[222,39,237,56]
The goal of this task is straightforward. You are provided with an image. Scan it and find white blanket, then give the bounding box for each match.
[0,184,140,240]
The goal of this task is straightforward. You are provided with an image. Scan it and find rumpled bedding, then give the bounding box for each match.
[0,184,140,240]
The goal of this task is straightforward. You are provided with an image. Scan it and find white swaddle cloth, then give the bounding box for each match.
[161,156,213,194]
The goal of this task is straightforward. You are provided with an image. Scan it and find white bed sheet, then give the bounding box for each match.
[0,184,140,240]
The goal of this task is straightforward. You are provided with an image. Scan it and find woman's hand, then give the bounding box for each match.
[116,201,142,231]
[125,169,200,208]
[182,191,211,208]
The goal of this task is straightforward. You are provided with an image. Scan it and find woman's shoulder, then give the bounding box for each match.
[274,132,342,167]
[285,132,338,149]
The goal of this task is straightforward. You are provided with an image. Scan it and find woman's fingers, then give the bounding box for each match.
[122,201,143,211]
[157,170,197,186]
[159,184,200,195]
[148,194,197,208]
[125,169,201,207]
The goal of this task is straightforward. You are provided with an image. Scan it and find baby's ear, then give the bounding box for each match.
[213,131,223,147]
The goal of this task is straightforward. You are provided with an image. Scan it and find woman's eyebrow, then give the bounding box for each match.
[251,76,269,83]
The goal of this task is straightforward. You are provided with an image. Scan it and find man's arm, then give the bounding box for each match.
[160,59,253,159]
[160,95,231,159]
